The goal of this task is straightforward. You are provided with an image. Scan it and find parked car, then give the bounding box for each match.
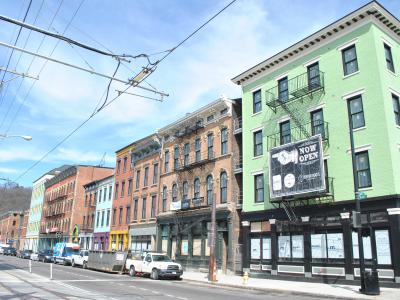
[0,244,10,254]
[20,249,33,259]
[4,247,17,256]
[53,242,80,265]
[126,252,183,280]
[30,252,39,261]
[71,250,89,268]
[38,249,53,263]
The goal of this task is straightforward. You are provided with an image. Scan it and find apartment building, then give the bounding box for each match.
[232,1,400,283]
[92,175,114,250]
[156,97,243,274]
[39,165,113,249]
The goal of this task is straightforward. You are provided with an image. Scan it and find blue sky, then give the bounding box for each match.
[0,0,399,187]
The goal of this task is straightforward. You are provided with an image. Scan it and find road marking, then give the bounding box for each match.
[176,297,188,300]
[165,294,174,298]
[152,290,160,294]
[139,287,148,291]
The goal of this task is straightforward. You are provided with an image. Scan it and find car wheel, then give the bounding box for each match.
[53,258,57,264]
[83,261,87,269]
[129,266,136,277]
[63,259,67,266]
[151,269,159,280]
[71,260,75,267]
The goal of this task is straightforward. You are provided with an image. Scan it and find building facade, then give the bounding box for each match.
[127,134,160,253]
[0,210,28,250]
[92,175,114,250]
[156,97,243,274]
[40,165,113,249]
[233,1,400,283]
[25,166,67,252]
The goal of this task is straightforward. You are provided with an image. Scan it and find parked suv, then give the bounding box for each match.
[4,247,17,256]
[38,249,53,263]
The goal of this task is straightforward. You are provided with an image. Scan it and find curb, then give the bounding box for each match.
[182,278,370,300]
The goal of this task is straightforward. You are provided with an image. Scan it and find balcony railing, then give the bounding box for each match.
[267,121,329,150]
[266,71,325,110]
[233,117,242,133]
[181,197,206,210]
[234,154,243,173]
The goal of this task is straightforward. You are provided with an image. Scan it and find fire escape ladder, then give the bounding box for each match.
[281,200,298,222]
[279,100,310,139]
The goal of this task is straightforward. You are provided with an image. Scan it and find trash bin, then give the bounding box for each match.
[363,270,380,295]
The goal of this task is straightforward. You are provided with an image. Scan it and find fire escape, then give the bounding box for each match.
[265,70,326,222]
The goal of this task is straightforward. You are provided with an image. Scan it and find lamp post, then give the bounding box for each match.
[0,134,32,141]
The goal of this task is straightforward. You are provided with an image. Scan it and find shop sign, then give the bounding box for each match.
[170,201,181,211]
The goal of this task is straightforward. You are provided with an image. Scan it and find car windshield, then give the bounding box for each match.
[24,250,32,253]
[152,255,172,262]
[65,247,80,255]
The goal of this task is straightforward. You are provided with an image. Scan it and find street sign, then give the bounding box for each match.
[359,192,367,200]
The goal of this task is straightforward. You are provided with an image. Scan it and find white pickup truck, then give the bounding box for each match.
[126,252,183,280]
[71,250,89,269]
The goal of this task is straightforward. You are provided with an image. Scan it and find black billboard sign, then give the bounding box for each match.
[269,135,325,200]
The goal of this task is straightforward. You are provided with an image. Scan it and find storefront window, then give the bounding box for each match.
[131,236,151,253]
[278,234,304,259]
[251,238,261,259]
[312,232,344,259]
[352,232,372,260]
[181,240,189,256]
[375,230,391,264]
[193,238,202,256]
[262,237,271,260]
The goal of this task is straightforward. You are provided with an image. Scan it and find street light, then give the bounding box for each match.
[0,134,32,141]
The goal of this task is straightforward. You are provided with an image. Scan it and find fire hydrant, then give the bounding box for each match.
[243,271,249,285]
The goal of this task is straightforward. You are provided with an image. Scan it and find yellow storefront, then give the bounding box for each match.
[109,230,129,251]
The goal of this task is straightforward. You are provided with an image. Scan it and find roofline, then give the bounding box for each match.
[231,1,400,85]
[83,174,114,188]
[115,133,157,154]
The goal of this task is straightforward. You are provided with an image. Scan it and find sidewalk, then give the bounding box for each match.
[182,271,400,300]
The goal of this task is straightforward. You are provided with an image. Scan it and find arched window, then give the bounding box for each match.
[162,186,168,212]
[220,172,228,203]
[182,181,189,200]
[193,178,200,199]
[172,184,177,202]
[206,175,213,205]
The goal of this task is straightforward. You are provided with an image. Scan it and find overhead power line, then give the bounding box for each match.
[13,0,238,182]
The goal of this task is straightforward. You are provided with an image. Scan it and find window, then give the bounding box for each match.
[384,43,395,73]
[220,172,227,203]
[311,109,325,138]
[220,108,228,115]
[254,174,264,203]
[119,207,123,225]
[312,232,344,259]
[83,216,86,227]
[278,77,288,102]
[162,187,167,212]
[96,212,100,227]
[280,121,291,145]
[172,184,177,202]
[108,186,112,200]
[133,199,138,220]
[207,115,214,122]
[355,151,372,188]
[127,179,133,196]
[307,62,320,90]
[194,178,200,199]
[253,89,262,113]
[278,235,304,259]
[221,128,228,155]
[182,181,189,200]
[103,188,107,201]
[112,209,117,225]
[164,150,170,173]
[123,156,127,173]
[84,194,88,207]
[174,146,180,170]
[106,209,110,226]
[152,163,158,184]
[126,206,131,224]
[342,45,358,76]
[253,130,263,156]
[206,175,213,205]
[114,183,119,199]
[348,95,365,129]
[392,94,400,126]
[117,160,121,174]
[251,237,271,260]
[151,195,156,218]
[184,143,190,166]
[207,133,214,159]
[135,170,140,189]
[144,167,149,187]
[101,211,105,227]
[121,181,125,197]
[195,138,201,162]
[141,198,147,219]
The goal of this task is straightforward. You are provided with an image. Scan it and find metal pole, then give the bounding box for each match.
[29,259,32,273]
[347,100,366,292]
[208,193,217,282]
[50,263,53,280]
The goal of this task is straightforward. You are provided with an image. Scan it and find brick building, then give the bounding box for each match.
[0,210,28,250]
[39,165,113,249]
[156,96,243,274]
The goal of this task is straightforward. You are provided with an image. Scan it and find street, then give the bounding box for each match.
[0,255,317,300]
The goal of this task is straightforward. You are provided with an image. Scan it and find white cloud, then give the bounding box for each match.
[0,167,20,174]
[0,148,42,162]
[52,147,115,165]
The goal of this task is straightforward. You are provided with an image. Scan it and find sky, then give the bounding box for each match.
[0,0,399,187]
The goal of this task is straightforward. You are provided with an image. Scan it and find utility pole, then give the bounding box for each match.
[208,193,217,282]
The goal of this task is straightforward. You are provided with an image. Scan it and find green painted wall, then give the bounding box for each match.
[241,22,400,213]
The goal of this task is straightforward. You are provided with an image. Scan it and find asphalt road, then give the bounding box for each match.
[0,255,317,300]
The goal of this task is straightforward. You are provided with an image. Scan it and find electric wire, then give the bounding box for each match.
[13,0,238,182]
[0,0,33,106]
[0,0,65,132]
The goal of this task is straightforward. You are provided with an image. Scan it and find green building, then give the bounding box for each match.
[232,1,400,283]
